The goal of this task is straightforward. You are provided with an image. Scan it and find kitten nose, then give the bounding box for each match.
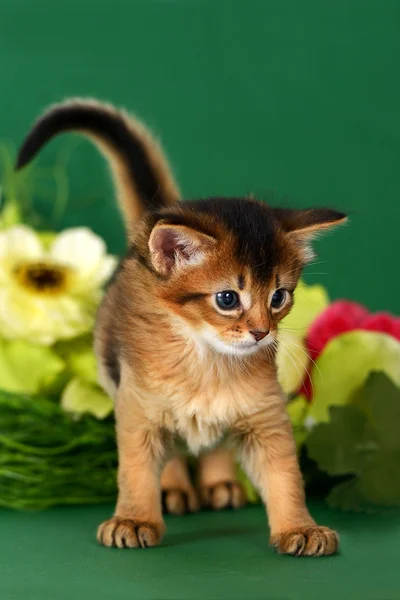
[250,329,269,342]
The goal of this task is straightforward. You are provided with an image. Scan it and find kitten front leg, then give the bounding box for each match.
[236,392,339,557]
[97,400,166,549]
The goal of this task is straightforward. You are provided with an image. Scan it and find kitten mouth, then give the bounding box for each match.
[229,335,275,355]
[236,342,257,349]
[232,342,259,355]
[233,343,261,355]
[201,330,270,356]
[217,341,260,356]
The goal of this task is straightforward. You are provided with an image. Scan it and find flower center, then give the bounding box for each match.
[13,261,72,295]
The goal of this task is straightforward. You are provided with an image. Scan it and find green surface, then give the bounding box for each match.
[1,0,400,312]
[1,502,399,600]
[1,1,400,598]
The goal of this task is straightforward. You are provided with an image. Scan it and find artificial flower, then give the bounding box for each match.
[286,394,309,448]
[61,377,113,419]
[306,372,400,511]
[362,312,400,340]
[55,334,98,384]
[280,280,330,337]
[277,332,309,395]
[0,191,22,229]
[302,300,400,399]
[0,225,117,345]
[277,280,329,394]
[306,300,369,361]
[309,330,400,423]
[56,336,113,419]
[0,337,65,394]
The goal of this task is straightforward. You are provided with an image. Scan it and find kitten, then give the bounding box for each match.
[17,99,346,556]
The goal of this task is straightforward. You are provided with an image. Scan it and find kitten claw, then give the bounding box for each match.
[270,525,339,557]
[97,517,164,549]
[162,487,200,515]
[201,481,247,510]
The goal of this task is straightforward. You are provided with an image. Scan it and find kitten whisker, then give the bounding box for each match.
[277,335,316,397]
[281,335,323,383]
[277,337,313,397]
[279,326,308,334]
[281,259,329,278]
[279,329,322,356]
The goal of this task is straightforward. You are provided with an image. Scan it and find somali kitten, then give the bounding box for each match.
[17,99,346,556]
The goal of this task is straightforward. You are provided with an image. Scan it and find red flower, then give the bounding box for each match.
[300,301,399,400]
[306,301,369,361]
[361,312,400,341]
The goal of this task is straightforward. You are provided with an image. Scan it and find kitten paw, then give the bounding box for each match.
[162,487,200,515]
[271,525,339,557]
[201,481,247,510]
[97,517,164,549]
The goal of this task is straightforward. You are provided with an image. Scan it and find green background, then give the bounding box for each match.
[1,1,400,599]
[2,0,400,312]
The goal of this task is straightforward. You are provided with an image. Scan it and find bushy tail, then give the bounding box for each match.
[16,98,180,228]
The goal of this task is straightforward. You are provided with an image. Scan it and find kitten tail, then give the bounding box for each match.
[15,98,180,229]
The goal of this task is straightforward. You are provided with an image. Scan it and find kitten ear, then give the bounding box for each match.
[274,208,347,263]
[148,223,216,275]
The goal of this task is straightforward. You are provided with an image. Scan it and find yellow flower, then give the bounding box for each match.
[277,280,330,395]
[0,225,117,345]
[277,331,310,395]
[281,279,330,335]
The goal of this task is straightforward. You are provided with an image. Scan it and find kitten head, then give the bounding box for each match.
[145,197,346,357]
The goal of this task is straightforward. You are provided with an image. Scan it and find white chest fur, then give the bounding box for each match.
[165,373,267,454]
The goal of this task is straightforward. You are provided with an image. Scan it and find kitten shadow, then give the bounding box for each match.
[164,525,260,547]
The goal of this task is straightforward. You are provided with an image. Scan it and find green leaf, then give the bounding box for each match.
[310,331,400,423]
[326,479,372,512]
[55,334,98,384]
[353,370,400,451]
[37,231,56,250]
[307,404,368,475]
[0,338,66,394]
[357,450,400,506]
[306,372,400,510]
[286,395,310,449]
[0,199,23,228]
[61,377,113,419]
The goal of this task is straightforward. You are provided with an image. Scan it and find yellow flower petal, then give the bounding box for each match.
[0,225,44,261]
[50,227,106,278]
[87,254,118,288]
[0,287,95,345]
[280,280,330,339]
[277,332,310,395]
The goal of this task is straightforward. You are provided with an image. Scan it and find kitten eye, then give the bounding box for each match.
[216,290,239,310]
[271,289,287,309]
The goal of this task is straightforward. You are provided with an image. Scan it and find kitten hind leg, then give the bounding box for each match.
[198,447,247,510]
[161,455,200,515]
